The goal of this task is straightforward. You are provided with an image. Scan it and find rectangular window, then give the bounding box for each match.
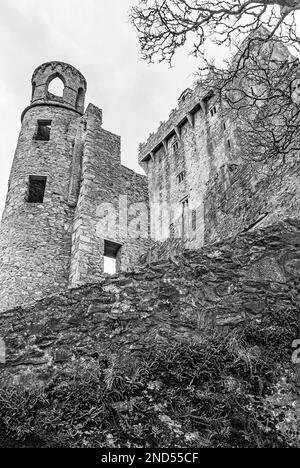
[27,176,47,203]
[104,240,122,275]
[172,140,179,153]
[177,171,185,184]
[34,120,52,141]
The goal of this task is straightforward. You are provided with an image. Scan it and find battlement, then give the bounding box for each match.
[32,61,87,90]
[28,61,87,116]
[138,80,214,164]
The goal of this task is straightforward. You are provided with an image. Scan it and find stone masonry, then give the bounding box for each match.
[0,34,300,314]
[0,62,149,312]
[139,37,300,248]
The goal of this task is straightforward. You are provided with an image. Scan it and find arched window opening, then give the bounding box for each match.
[32,82,36,101]
[76,87,85,111]
[48,76,65,97]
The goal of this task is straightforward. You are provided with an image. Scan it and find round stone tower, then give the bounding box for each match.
[0,61,87,312]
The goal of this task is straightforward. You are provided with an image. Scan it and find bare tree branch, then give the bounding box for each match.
[130,0,300,65]
[130,1,300,166]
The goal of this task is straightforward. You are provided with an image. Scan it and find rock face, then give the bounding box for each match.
[0,219,299,387]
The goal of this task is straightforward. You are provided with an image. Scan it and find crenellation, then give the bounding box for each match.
[139,81,209,163]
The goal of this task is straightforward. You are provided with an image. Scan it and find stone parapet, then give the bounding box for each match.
[138,81,212,163]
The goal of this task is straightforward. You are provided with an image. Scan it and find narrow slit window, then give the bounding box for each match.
[172,140,179,153]
[227,139,231,149]
[192,210,197,231]
[182,198,189,208]
[177,171,185,184]
[210,106,217,117]
[76,87,85,111]
[170,223,175,239]
[181,197,189,240]
[34,120,52,141]
[27,176,47,203]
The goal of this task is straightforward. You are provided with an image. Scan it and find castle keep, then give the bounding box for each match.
[139,38,300,249]
[0,38,299,313]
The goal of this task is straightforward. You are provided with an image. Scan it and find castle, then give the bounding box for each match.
[0,37,299,313]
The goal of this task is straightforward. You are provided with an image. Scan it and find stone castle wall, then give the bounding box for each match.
[139,77,239,249]
[204,156,300,243]
[0,104,80,312]
[138,38,298,253]
[69,104,150,288]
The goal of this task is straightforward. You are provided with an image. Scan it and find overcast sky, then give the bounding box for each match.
[0,0,213,217]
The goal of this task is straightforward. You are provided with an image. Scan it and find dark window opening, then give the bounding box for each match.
[32,82,36,101]
[27,176,47,203]
[172,140,179,153]
[76,87,85,111]
[182,197,189,240]
[104,240,122,275]
[210,106,217,117]
[227,139,231,149]
[34,120,52,141]
[170,223,175,239]
[192,210,197,231]
[182,198,189,209]
[177,171,185,183]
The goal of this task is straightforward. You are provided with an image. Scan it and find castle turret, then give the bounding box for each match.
[0,61,87,312]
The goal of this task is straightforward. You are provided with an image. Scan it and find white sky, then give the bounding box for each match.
[0,0,211,218]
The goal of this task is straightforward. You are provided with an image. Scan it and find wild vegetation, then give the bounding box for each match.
[0,304,299,448]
